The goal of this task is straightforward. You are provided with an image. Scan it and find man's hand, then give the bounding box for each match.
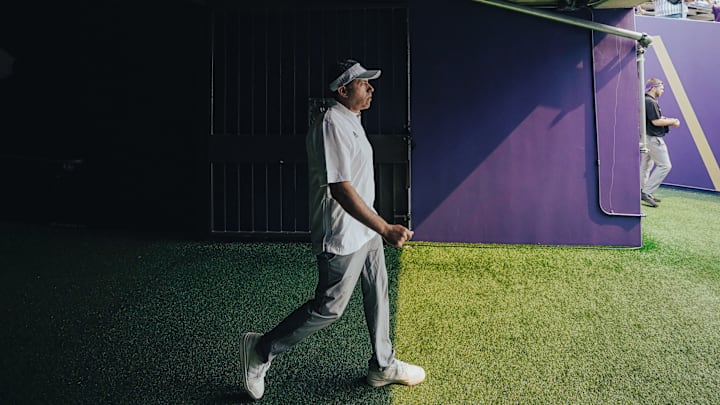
[659,116,681,128]
[382,224,414,248]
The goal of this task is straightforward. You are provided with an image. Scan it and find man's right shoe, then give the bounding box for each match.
[367,359,426,387]
[641,192,658,207]
[240,332,271,400]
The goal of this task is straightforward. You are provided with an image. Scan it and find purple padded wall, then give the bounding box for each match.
[410,0,642,246]
[635,16,720,192]
[594,12,645,218]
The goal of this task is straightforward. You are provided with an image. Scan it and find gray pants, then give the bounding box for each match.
[640,135,672,195]
[257,235,395,369]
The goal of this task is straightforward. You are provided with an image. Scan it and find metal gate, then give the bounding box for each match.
[209,3,410,240]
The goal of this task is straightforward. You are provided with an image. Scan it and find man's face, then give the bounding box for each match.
[342,79,374,112]
[654,83,665,97]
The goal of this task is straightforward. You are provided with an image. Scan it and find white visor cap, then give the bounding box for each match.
[328,62,381,91]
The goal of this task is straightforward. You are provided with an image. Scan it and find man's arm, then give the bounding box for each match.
[329,181,413,247]
[651,117,681,128]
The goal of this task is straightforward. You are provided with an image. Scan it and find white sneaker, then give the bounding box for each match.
[367,359,426,387]
[240,332,271,400]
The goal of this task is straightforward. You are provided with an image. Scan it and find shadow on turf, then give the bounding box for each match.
[192,383,250,404]
[195,376,381,404]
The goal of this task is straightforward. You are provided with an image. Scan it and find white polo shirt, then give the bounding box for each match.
[306,100,376,255]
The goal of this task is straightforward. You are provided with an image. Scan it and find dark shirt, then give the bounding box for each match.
[645,94,668,137]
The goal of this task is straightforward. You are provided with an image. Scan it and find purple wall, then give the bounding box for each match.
[410,0,642,246]
[635,16,720,192]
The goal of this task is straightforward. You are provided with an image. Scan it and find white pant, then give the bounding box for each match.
[640,136,672,195]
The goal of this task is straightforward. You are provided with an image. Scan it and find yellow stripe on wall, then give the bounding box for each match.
[651,36,720,191]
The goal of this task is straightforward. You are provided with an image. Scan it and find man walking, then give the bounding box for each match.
[641,78,680,207]
[239,59,425,400]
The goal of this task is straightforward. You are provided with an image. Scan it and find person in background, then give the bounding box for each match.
[641,78,680,207]
[653,0,689,18]
[238,58,425,400]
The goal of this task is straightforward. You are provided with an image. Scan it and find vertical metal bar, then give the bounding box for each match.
[209,11,216,232]
[293,11,297,137]
[371,8,380,134]
[405,8,412,229]
[265,163,269,231]
[307,10,312,112]
[332,9,338,64]
[222,12,228,135]
[279,11,283,137]
[279,11,285,232]
[264,9,269,138]
[293,163,298,232]
[222,164,227,232]
[210,11,216,137]
[638,45,648,153]
[221,13,228,232]
[210,163,215,231]
[392,163,398,222]
[279,163,283,231]
[322,9,328,89]
[250,11,255,137]
[251,164,255,231]
[250,13,257,232]
[376,164,383,218]
[235,11,247,135]
[237,164,241,231]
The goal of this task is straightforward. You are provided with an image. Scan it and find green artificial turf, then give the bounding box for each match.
[392,187,720,404]
[0,225,401,404]
[0,186,718,404]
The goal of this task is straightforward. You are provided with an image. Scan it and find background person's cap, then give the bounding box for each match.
[329,59,381,91]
